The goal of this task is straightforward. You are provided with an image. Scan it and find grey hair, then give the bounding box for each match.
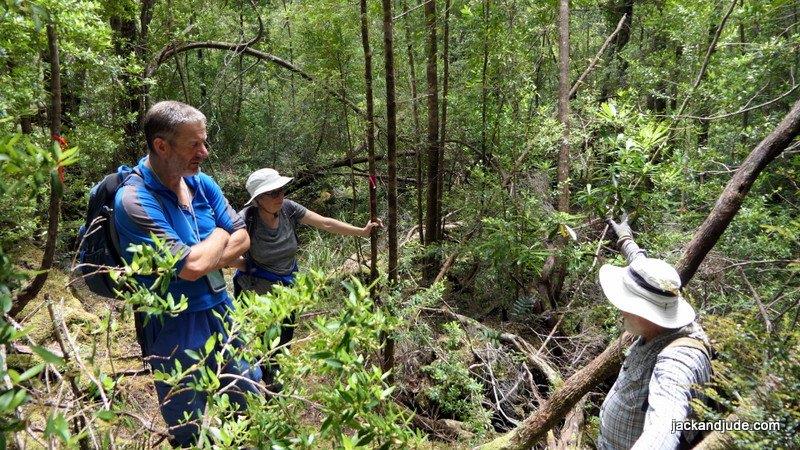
[143,101,206,152]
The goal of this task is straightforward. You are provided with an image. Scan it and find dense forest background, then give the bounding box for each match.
[1,0,799,448]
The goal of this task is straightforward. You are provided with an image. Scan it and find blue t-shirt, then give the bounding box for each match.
[114,157,245,312]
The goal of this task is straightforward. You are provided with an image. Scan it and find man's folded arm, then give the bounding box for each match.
[214,228,249,270]
[178,228,230,281]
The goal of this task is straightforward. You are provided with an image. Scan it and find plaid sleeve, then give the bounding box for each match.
[631,346,712,450]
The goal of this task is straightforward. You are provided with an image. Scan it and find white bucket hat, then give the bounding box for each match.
[599,257,695,329]
[243,168,293,206]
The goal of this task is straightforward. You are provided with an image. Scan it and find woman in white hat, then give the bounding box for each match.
[230,168,381,387]
[597,215,713,450]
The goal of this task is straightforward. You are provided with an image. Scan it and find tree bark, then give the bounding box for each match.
[678,97,800,284]
[438,0,451,240]
[359,0,378,294]
[480,0,490,161]
[402,0,426,245]
[424,0,441,247]
[381,0,398,375]
[479,334,634,450]
[556,0,570,212]
[11,22,64,317]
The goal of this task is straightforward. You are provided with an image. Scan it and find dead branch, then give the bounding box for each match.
[554,394,587,450]
[677,83,800,121]
[291,150,415,190]
[477,333,634,450]
[421,306,562,387]
[568,14,627,99]
[738,267,773,334]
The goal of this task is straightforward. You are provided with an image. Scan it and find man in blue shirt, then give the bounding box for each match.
[114,100,260,445]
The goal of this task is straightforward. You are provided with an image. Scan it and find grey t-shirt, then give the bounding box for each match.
[237,199,307,294]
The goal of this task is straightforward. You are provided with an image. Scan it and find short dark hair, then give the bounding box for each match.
[143,101,206,152]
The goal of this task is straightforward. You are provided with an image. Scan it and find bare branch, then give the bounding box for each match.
[569,14,627,99]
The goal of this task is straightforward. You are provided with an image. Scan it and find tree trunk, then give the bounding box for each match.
[11,22,64,318]
[381,0,398,375]
[110,12,141,162]
[537,0,571,308]
[424,0,440,247]
[359,0,378,293]
[480,0,490,161]
[678,97,800,284]
[401,0,425,245]
[556,0,570,212]
[438,0,451,240]
[20,117,33,134]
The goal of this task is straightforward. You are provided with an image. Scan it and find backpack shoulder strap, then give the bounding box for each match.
[664,337,712,362]
[242,205,257,235]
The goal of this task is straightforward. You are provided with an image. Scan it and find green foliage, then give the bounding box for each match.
[0,132,69,445]
[111,234,189,317]
[420,321,491,435]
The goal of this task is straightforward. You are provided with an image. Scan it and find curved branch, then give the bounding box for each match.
[145,41,365,118]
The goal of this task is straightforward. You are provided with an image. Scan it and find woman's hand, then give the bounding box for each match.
[361,218,384,237]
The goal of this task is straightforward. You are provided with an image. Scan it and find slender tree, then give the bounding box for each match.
[437,0,451,240]
[401,0,426,245]
[424,0,440,248]
[381,0,398,374]
[359,0,379,292]
[12,21,64,317]
[556,0,570,213]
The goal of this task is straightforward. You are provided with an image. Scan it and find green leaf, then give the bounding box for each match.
[204,334,216,356]
[32,346,64,366]
[16,363,44,382]
[184,349,201,361]
[96,409,116,421]
[324,358,344,370]
[44,413,70,442]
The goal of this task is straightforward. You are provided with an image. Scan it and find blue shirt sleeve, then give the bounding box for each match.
[115,183,192,274]
[199,173,245,233]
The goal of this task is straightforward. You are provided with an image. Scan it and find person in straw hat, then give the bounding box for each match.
[230,167,382,388]
[597,214,713,450]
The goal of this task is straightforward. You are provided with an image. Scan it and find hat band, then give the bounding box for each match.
[627,267,677,298]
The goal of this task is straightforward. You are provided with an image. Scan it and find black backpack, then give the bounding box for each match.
[75,168,139,298]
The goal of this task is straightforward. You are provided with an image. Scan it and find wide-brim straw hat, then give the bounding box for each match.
[599,257,696,329]
[243,168,293,206]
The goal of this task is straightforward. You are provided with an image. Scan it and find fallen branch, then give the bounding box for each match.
[738,267,773,334]
[554,394,587,450]
[477,334,633,450]
[421,306,561,387]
